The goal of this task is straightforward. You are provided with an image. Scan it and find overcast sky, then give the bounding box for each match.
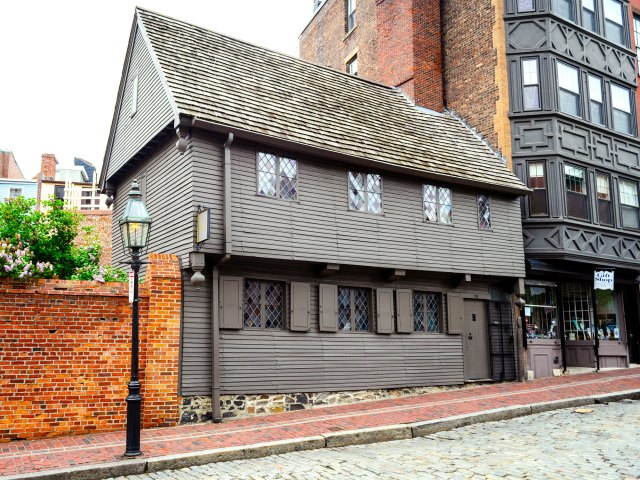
[0,1,312,180]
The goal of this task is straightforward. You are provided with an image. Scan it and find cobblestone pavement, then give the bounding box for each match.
[110,399,640,480]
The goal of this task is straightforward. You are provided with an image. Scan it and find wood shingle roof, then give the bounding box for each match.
[135,8,527,193]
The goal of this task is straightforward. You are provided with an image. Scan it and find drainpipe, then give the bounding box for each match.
[211,132,234,422]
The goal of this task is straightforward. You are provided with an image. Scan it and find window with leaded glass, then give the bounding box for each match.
[588,75,604,126]
[257,152,298,200]
[243,279,285,329]
[527,162,548,216]
[611,84,632,135]
[619,179,640,229]
[517,0,535,12]
[423,184,452,224]
[348,171,382,214]
[522,58,540,111]
[565,164,589,220]
[603,0,625,45]
[337,287,370,332]
[596,173,613,226]
[552,0,575,21]
[412,292,441,333]
[346,0,356,31]
[478,194,492,230]
[582,0,597,32]
[557,62,581,117]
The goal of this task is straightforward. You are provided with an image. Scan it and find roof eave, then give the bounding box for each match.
[188,117,530,196]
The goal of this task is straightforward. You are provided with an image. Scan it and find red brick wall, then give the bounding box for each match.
[0,253,181,442]
[413,0,443,110]
[0,151,24,179]
[300,0,379,80]
[40,154,57,180]
[75,211,113,265]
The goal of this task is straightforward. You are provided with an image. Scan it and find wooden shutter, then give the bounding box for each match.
[396,289,413,333]
[219,276,243,330]
[376,288,394,334]
[319,284,338,332]
[290,282,311,332]
[447,293,463,334]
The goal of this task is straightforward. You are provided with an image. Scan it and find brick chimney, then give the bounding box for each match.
[40,154,58,180]
[376,0,443,111]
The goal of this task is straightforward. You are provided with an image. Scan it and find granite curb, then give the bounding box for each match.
[6,388,640,480]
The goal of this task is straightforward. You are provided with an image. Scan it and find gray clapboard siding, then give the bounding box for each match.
[106,26,174,180]
[179,261,490,396]
[111,137,195,268]
[195,139,525,277]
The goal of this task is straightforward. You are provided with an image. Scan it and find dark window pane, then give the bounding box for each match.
[598,199,613,226]
[622,206,640,229]
[567,192,589,219]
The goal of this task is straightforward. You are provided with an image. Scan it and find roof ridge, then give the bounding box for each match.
[135,6,396,92]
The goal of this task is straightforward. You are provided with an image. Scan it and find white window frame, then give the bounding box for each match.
[348,171,383,214]
[522,58,541,111]
[9,187,23,198]
[611,84,632,135]
[603,0,625,45]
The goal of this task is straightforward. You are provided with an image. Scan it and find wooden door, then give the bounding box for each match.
[463,300,491,380]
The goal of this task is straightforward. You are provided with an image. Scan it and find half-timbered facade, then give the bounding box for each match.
[101,8,528,421]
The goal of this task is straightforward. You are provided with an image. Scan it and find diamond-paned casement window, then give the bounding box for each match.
[412,292,441,333]
[338,287,370,332]
[423,184,452,224]
[243,279,285,329]
[348,171,382,214]
[257,152,298,200]
[478,194,492,230]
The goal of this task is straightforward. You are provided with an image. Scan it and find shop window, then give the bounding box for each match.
[565,164,589,220]
[619,179,640,229]
[527,162,548,216]
[603,0,625,45]
[338,287,370,332]
[412,292,441,333]
[423,184,452,224]
[588,75,604,126]
[348,171,382,214]
[478,194,492,230]
[243,280,285,329]
[552,0,575,22]
[522,58,541,111]
[582,0,597,32]
[596,173,613,226]
[562,282,592,340]
[611,84,632,135]
[517,0,535,12]
[524,285,558,339]
[257,152,298,200]
[557,62,581,117]
[596,289,620,341]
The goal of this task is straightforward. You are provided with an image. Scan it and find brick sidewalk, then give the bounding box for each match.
[1,368,640,478]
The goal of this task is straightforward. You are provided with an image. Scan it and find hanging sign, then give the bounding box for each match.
[594,270,614,291]
[129,271,135,303]
[196,208,210,244]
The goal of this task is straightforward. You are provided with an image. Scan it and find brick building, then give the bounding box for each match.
[301,0,640,378]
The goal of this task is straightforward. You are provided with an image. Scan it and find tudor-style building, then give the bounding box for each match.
[101,8,528,422]
[300,0,640,377]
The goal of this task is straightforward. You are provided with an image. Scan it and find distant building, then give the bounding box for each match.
[0,149,37,202]
[0,149,25,180]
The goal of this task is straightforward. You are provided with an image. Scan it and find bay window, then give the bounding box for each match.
[611,84,632,135]
[619,179,640,229]
[603,0,625,45]
[557,62,581,117]
[528,162,548,216]
[565,164,589,220]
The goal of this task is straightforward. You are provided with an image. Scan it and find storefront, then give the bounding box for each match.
[523,265,637,378]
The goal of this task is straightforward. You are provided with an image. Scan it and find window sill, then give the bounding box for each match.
[344,25,357,41]
[423,220,454,227]
[347,208,385,216]
[255,193,300,204]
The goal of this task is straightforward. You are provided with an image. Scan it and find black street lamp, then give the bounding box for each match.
[119,179,152,457]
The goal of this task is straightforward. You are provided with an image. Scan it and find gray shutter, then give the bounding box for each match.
[396,289,413,333]
[290,282,311,332]
[447,293,463,334]
[376,288,394,334]
[319,284,338,332]
[220,276,243,330]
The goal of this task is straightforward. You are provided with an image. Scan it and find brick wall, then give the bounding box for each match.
[75,211,113,265]
[376,0,414,98]
[0,253,181,442]
[442,0,511,164]
[40,154,57,180]
[413,0,443,110]
[0,151,24,179]
[300,0,379,80]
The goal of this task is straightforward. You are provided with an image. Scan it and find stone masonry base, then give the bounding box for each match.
[180,385,471,424]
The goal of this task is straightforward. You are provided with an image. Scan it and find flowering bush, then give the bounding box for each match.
[0,236,53,279]
[0,197,126,282]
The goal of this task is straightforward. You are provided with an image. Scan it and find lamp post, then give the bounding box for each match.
[119,179,152,457]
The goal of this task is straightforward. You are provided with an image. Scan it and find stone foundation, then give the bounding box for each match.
[180,384,471,424]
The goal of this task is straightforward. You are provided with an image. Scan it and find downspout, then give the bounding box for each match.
[211,132,234,422]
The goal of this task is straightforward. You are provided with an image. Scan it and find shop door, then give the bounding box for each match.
[623,286,640,364]
[463,300,491,380]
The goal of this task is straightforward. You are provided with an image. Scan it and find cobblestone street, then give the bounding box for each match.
[110,399,640,480]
